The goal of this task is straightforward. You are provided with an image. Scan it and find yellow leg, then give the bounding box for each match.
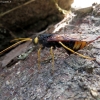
[59,41,95,60]
[50,46,54,71]
[37,48,42,70]
[0,38,32,55]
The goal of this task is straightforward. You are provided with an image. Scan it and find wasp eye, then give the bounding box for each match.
[34,37,39,44]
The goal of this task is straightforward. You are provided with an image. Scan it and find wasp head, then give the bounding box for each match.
[33,34,53,46]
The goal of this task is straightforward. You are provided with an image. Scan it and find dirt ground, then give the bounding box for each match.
[0,4,100,100]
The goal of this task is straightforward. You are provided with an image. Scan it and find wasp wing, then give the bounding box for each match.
[47,34,99,43]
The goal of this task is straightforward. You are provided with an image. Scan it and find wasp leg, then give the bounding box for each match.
[50,46,54,71]
[59,41,95,60]
[0,38,32,55]
[37,48,42,70]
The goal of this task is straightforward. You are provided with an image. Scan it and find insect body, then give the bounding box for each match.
[34,33,87,51]
[34,33,99,55]
[33,33,100,70]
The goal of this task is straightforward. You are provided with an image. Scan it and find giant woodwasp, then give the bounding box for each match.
[0,33,100,70]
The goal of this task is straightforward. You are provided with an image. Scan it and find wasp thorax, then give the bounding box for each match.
[34,37,39,44]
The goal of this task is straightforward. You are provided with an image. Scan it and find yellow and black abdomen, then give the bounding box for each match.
[59,41,87,54]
